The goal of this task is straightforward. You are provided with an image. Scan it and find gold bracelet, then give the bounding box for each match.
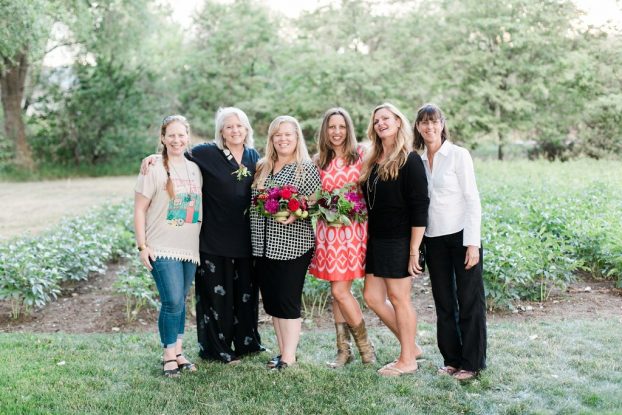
[137,244,147,252]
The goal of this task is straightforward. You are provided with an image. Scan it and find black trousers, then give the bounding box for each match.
[424,230,487,372]
[195,253,263,363]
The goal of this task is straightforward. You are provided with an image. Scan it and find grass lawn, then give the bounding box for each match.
[2,319,621,415]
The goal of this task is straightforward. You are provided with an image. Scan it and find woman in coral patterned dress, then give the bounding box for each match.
[309,107,376,368]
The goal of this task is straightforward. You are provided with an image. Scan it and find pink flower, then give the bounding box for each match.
[265,199,279,214]
[345,191,360,202]
[268,187,280,199]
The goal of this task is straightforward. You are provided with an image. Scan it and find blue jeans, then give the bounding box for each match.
[150,258,196,348]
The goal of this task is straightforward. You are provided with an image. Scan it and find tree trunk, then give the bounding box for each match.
[0,50,34,170]
[495,103,504,161]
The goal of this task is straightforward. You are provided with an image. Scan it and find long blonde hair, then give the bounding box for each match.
[253,116,310,188]
[359,103,412,182]
[315,107,359,170]
[160,115,190,199]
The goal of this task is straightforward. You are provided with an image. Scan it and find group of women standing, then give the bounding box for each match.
[133,102,487,381]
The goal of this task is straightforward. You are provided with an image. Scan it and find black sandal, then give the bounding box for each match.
[176,354,197,372]
[266,355,281,369]
[163,359,180,377]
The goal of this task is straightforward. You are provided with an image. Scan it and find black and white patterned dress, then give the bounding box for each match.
[250,161,321,318]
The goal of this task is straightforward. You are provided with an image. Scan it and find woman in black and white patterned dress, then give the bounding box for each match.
[250,115,321,370]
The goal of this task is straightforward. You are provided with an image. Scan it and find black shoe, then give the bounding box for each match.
[266,355,281,369]
[272,360,292,370]
[176,354,197,372]
[163,359,180,377]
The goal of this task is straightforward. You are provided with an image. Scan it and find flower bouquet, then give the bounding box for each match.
[311,183,367,227]
[252,184,310,222]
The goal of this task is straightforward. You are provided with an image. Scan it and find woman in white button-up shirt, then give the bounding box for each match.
[413,103,486,381]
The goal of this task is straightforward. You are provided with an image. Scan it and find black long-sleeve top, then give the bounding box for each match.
[185,143,259,257]
[362,152,429,239]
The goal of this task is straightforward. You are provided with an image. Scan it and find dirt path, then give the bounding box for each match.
[1,266,620,334]
[0,176,136,240]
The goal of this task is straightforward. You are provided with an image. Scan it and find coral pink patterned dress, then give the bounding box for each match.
[309,149,367,281]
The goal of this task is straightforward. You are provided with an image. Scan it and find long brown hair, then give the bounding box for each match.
[413,103,449,151]
[359,103,412,183]
[315,107,359,170]
[160,115,190,199]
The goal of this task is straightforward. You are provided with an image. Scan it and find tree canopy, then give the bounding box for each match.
[1,0,621,172]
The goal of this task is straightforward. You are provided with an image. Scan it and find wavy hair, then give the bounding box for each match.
[359,103,412,183]
[413,103,449,151]
[214,107,254,149]
[160,114,190,199]
[253,116,310,188]
[315,107,359,170]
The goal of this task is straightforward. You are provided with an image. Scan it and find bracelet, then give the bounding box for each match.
[137,244,147,252]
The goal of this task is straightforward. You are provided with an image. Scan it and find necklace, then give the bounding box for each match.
[169,158,192,196]
[366,165,380,210]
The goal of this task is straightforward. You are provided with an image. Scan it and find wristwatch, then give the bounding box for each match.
[137,244,147,252]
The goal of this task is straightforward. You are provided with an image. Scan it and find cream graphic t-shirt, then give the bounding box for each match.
[135,158,202,264]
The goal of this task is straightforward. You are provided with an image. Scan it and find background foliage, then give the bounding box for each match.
[1,0,622,175]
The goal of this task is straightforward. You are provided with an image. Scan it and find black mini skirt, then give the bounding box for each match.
[365,236,410,278]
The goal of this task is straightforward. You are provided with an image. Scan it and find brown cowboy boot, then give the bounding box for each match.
[348,320,376,364]
[327,322,353,368]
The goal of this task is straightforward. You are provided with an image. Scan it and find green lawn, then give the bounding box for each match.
[2,319,621,414]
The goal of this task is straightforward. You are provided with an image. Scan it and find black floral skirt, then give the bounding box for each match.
[195,253,264,363]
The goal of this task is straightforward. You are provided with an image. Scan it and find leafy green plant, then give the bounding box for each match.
[0,202,135,318]
[114,254,159,322]
[302,274,331,320]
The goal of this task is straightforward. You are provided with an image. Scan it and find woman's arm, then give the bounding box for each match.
[134,192,155,270]
[408,226,426,276]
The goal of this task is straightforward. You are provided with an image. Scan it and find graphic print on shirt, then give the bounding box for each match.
[167,178,202,226]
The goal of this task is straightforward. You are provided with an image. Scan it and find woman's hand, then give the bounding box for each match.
[140,247,156,271]
[408,251,423,277]
[140,155,160,175]
[276,212,297,225]
[464,245,480,270]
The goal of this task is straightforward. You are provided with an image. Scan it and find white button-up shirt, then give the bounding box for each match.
[420,141,481,247]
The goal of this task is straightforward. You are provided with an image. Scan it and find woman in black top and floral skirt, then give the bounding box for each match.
[250,115,321,370]
[360,103,429,377]
[189,107,266,364]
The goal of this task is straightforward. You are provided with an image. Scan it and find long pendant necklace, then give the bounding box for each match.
[170,158,192,199]
[366,165,380,210]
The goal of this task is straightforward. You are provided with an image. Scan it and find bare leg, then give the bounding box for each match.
[277,318,301,364]
[272,317,284,353]
[385,278,418,371]
[363,274,398,335]
[331,280,364,326]
[163,346,177,371]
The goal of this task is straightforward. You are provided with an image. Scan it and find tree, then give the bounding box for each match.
[428,0,587,159]
[0,0,54,169]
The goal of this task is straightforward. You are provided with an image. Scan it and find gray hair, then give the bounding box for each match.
[214,107,254,149]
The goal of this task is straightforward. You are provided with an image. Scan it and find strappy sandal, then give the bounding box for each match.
[453,369,478,381]
[176,354,197,372]
[377,364,418,377]
[437,365,459,376]
[163,359,180,377]
[266,355,281,369]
